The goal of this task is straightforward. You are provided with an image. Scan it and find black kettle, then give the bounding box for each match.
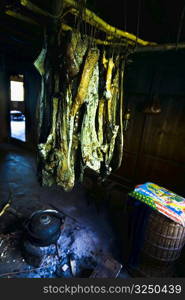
[24,209,65,247]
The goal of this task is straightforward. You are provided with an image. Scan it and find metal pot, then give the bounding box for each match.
[24,209,65,246]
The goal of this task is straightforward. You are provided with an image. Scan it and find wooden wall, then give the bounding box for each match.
[112,49,185,197]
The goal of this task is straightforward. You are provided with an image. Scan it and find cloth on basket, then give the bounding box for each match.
[129,182,185,227]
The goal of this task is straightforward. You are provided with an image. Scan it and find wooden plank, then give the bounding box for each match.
[142,96,185,164]
[135,154,185,196]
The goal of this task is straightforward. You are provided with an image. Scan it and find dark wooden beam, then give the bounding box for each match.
[5,9,39,26]
[136,43,185,52]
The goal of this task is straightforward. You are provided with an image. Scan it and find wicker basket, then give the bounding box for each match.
[126,199,185,277]
[142,211,185,262]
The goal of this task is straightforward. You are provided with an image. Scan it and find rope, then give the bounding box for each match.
[176,1,185,48]
[136,0,142,47]
[124,0,127,32]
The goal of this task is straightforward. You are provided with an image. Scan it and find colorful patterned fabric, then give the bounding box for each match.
[129,182,185,227]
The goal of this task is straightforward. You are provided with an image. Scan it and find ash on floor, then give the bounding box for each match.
[0,217,102,278]
[0,143,130,278]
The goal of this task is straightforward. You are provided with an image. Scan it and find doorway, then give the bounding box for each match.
[10,75,26,142]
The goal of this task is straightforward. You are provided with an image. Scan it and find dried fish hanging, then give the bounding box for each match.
[98,51,126,179]
[36,6,127,191]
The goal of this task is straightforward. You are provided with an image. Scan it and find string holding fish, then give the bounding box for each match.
[57,9,72,47]
[84,10,87,37]
[111,45,115,60]
[93,27,97,48]
[74,14,78,30]
[176,1,185,48]
[76,0,81,34]
[124,0,127,32]
[135,0,142,51]
[82,0,87,37]
[89,23,94,48]
[77,0,87,36]
[102,32,108,57]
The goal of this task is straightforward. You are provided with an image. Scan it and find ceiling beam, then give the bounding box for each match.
[5,9,40,26]
[136,43,185,52]
[19,0,156,46]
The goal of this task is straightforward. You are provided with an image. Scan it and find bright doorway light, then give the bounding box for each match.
[10,81,24,101]
[10,75,26,142]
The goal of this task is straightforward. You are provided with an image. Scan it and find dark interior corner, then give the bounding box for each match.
[0,0,185,280]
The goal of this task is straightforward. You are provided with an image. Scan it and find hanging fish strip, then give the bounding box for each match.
[36,29,125,191]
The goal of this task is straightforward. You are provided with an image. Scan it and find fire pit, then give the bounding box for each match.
[0,208,120,278]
